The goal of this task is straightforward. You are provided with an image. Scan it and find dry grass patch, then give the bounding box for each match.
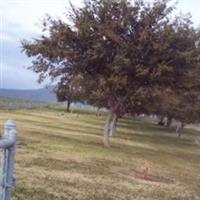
[0,108,199,200]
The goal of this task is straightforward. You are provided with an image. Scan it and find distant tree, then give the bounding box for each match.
[22,0,200,146]
[55,76,85,112]
[56,82,72,112]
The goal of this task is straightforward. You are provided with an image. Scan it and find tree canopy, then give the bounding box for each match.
[22,0,200,146]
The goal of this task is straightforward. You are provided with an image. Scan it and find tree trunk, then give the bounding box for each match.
[178,131,181,137]
[181,122,185,129]
[178,122,185,137]
[166,117,172,127]
[103,110,115,147]
[109,114,118,137]
[158,116,165,126]
[96,108,101,117]
[177,126,182,137]
[66,100,71,112]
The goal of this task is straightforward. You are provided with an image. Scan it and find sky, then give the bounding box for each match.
[0,0,200,89]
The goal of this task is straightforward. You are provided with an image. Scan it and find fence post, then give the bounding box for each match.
[1,120,17,200]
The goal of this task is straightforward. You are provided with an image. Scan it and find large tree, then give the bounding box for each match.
[22,0,200,146]
[152,20,200,128]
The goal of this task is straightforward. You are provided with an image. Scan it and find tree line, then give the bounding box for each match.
[22,0,200,146]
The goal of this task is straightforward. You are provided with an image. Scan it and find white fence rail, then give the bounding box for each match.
[0,120,17,200]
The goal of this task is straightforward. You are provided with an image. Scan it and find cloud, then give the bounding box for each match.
[1,0,199,89]
[2,64,39,89]
[2,0,84,35]
[1,0,83,89]
[175,0,200,27]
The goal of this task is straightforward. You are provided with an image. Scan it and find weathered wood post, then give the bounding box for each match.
[0,120,17,200]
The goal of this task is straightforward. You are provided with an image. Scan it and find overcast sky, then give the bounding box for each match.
[1,0,200,89]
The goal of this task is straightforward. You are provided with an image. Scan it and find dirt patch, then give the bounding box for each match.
[112,167,175,184]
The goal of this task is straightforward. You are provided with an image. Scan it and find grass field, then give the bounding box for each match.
[0,108,200,200]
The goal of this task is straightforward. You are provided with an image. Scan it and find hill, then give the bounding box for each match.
[1,108,199,200]
[0,97,49,109]
[0,87,57,103]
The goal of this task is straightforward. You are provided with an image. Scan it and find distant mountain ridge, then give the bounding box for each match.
[0,87,57,103]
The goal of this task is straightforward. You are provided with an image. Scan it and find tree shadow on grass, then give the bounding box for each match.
[116,130,197,148]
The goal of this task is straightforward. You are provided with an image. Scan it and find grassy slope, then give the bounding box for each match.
[0,108,199,200]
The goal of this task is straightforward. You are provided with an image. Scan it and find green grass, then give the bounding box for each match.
[0,108,199,200]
